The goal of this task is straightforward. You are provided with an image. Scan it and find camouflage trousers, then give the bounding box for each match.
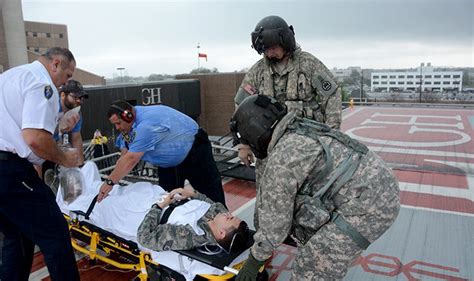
[291,201,399,280]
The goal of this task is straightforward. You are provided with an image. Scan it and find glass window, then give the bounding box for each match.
[381,75,387,79]
[381,81,387,84]
[425,81,431,85]
[398,75,405,78]
[46,33,51,38]
[453,75,461,78]
[373,75,379,79]
[443,81,450,84]
[434,81,441,85]
[389,82,396,84]
[33,32,37,37]
[407,81,413,84]
[59,33,64,38]
[415,75,421,78]
[407,75,414,78]
[443,75,450,78]
[373,82,379,84]
[389,75,396,78]
[398,81,405,84]
[424,75,432,78]
[434,75,441,78]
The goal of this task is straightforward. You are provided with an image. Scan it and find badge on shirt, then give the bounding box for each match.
[44,85,53,100]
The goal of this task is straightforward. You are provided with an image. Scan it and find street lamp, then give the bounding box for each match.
[117,67,125,83]
[418,63,423,103]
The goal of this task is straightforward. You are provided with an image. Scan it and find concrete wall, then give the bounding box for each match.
[176,72,245,136]
[0,0,28,69]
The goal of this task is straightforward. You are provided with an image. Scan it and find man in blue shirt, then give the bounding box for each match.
[97,100,226,206]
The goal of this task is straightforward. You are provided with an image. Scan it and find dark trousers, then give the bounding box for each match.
[158,128,226,206]
[0,153,79,281]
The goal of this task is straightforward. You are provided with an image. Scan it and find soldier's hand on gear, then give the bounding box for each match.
[170,186,195,200]
[238,144,254,167]
[236,253,265,281]
[97,182,113,202]
[61,148,80,168]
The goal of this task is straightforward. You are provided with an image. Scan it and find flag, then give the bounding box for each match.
[198,53,207,61]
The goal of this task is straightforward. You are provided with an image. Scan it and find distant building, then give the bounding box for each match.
[0,0,105,85]
[331,66,361,81]
[371,63,463,92]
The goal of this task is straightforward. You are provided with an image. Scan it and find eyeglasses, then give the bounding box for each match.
[68,93,85,101]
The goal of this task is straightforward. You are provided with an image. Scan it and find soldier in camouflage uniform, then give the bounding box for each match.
[235,15,342,167]
[230,95,400,281]
[137,186,249,253]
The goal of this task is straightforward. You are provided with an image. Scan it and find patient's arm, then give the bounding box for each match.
[137,207,207,251]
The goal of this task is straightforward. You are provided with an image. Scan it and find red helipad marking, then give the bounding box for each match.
[400,191,474,213]
[342,107,474,214]
[394,170,468,189]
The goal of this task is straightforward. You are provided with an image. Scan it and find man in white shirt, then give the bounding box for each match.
[0,47,80,281]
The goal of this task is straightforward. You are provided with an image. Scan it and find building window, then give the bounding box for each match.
[443,75,451,78]
[398,75,405,78]
[434,81,441,85]
[33,32,37,37]
[59,33,64,38]
[425,75,432,78]
[425,81,431,85]
[453,75,461,78]
[34,48,39,52]
[46,33,51,38]
[453,81,460,84]
[415,75,421,78]
[373,82,379,85]
[407,75,414,78]
[443,81,450,85]
[434,75,441,78]
[389,82,396,85]
[398,81,405,84]
[381,75,387,79]
[381,81,387,84]
[389,75,396,78]
[373,75,379,79]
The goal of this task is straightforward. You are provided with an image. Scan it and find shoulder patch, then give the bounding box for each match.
[44,85,53,99]
[312,74,337,98]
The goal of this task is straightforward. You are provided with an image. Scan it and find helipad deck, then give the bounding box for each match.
[28,104,474,281]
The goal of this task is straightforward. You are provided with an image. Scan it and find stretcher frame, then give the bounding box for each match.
[62,152,251,280]
[64,211,247,280]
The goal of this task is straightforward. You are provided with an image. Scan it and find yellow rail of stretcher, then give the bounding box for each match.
[64,214,242,280]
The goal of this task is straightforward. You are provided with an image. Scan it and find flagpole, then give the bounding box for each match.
[197,42,200,69]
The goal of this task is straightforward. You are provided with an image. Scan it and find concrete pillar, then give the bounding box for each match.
[1,0,28,68]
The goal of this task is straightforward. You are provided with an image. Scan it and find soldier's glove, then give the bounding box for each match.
[236,253,265,281]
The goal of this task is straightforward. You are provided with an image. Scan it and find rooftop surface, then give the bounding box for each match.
[28,104,474,281]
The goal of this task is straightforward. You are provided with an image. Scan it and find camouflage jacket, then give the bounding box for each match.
[137,192,227,251]
[234,48,342,129]
[251,113,399,261]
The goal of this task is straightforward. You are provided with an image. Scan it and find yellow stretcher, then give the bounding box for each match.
[64,211,257,281]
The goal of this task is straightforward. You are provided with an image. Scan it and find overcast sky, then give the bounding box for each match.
[21,0,473,78]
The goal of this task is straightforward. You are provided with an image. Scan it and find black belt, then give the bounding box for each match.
[0,151,21,161]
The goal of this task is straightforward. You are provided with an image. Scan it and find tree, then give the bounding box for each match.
[189,67,219,74]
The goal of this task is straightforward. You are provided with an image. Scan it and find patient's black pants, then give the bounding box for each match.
[0,152,79,281]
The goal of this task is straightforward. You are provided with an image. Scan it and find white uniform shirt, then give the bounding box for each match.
[0,60,60,164]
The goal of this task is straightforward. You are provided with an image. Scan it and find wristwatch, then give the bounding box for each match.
[105,179,115,186]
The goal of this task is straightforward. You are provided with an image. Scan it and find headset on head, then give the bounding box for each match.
[110,104,134,123]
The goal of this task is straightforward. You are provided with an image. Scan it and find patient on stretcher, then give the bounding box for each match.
[56,161,249,255]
